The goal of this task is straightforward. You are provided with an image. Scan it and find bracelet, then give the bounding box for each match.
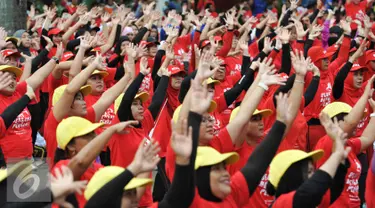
[258,82,269,91]
[295,79,305,84]
[51,56,59,64]
[370,113,375,118]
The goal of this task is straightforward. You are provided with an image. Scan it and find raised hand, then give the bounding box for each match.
[209,36,219,50]
[92,52,106,70]
[294,20,309,40]
[190,77,214,115]
[136,44,148,59]
[224,11,235,27]
[79,14,90,26]
[275,93,292,124]
[171,119,193,163]
[46,7,57,20]
[0,72,12,91]
[290,0,299,10]
[150,11,162,21]
[79,34,92,50]
[291,49,309,76]
[279,27,291,44]
[319,112,351,161]
[308,24,323,40]
[76,4,87,16]
[160,66,171,77]
[364,75,375,99]
[263,37,274,54]
[0,53,9,65]
[197,52,217,81]
[340,20,352,35]
[55,42,64,60]
[51,165,87,208]
[101,12,111,23]
[42,35,54,50]
[260,68,287,87]
[258,57,275,75]
[140,57,150,75]
[166,45,175,60]
[239,40,249,52]
[124,43,137,59]
[128,138,161,175]
[350,39,368,62]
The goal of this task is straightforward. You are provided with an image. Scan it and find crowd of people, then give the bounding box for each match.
[1,0,375,207]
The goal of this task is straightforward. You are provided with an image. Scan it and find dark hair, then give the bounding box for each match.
[53,139,76,165]
[332,113,348,122]
[266,158,311,197]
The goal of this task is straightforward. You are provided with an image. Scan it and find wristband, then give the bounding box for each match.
[258,82,269,91]
[295,79,305,84]
[51,56,59,64]
[370,113,375,118]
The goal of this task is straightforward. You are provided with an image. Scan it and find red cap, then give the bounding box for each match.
[366,50,375,63]
[244,11,252,18]
[61,52,74,62]
[1,49,20,58]
[326,45,339,54]
[351,63,367,72]
[48,28,63,36]
[168,65,186,75]
[308,46,335,63]
[214,36,223,42]
[350,47,357,53]
[200,40,211,49]
[233,30,240,37]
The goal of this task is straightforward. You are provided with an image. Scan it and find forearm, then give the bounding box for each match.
[31,49,49,74]
[342,93,368,134]
[280,43,291,75]
[100,24,119,54]
[304,75,320,107]
[148,76,169,119]
[360,117,375,151]
[69,48,85,81]
[240,121,286,196]
[26,59,57,90]
[1,95,31,129]
[333,62,352,99]
[19,61,32,82]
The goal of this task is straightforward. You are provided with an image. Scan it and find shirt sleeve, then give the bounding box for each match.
[0,117,5,137]
[230,172,250,207]
[104,67,117,83]
[16,81,27,95]
[142,109,155,135]
[85,107,97,123]
[346,138,362,155]
[209,128,234,153]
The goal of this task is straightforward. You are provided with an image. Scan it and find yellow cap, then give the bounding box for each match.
[229,107,273,122]
[269,149,324,189]
[0,65,23,78]
[114,92,150,113]
[91,70,109,78]
[0,160,32,183]
[84,166,153,200]
[56,116,104,150]
[322,102,352,118]
[205,77,220,85]
[195,146,239,169]
[172,101,217,123]
[6,37,18,45]
[52,84,92,106]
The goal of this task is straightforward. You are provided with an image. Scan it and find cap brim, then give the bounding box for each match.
[171,69,186,76]
[306,149,324,162]
[6,37,18,44]
[0,66,23,78]
[350,66,368,72]
[91,70,109,78]
[76,123,105,138]
[322,51,336,59]
[124,178,153,190]
[135,92,150,103]
[80,85,92,97]
[254,109,273,117]
[207,100,217,113]
[195,151,239,169]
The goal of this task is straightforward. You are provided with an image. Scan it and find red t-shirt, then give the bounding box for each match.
[0,81,32,160]
[0,118,5,137]
[190,172,250,208]
[262,96,307,151]
[85,94,115,126]
[165,127,234,181]
[108,110,154,207]
[44,107,96,160]
[271,191,296,207]
[345,0,368,21]
[51,159,103,208]
[315,135,362,208]
[365,158,375,208]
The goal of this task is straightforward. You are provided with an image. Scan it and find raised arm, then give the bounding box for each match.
[25,43,62,91]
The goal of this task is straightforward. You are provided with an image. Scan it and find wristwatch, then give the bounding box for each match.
[51,56,59,64]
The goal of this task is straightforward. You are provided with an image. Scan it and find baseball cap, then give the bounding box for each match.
[114,92,150,113]
[1,49,20,58]
[229,108,273,122]
[84,166,153,200]
[195,146,239,169]
[61,51,75,62]
[0,65,23,78]
[269,149,324,189]
[366,50,375,63]
[52,84,92,106]
[91,70,109,78]
[167,65,186,75]
[322,102,352,118]
[56,116,104,150]
[308,46,335,63]
[48,28,63,36]
[350,63,367,72]
[172,101,217,123]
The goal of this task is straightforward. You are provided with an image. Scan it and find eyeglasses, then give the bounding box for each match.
[202,116,215,123]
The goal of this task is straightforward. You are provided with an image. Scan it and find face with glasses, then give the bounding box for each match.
[20,32,32,48]
[199,113,215,144]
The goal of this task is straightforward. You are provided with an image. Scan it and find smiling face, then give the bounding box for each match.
[70,92,88,116]
[87,74,105,95]
[353,69,364,89]
[210,162,231,199]
[52,33,63,45]
[131,99,144,121]
[148,45,158,57]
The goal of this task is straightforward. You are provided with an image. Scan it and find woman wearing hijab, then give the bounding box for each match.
[0,43,62,161]
[266,112,350,208]
[314,85,375,208]
[52,116,138,208]
[109,56,170,207]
